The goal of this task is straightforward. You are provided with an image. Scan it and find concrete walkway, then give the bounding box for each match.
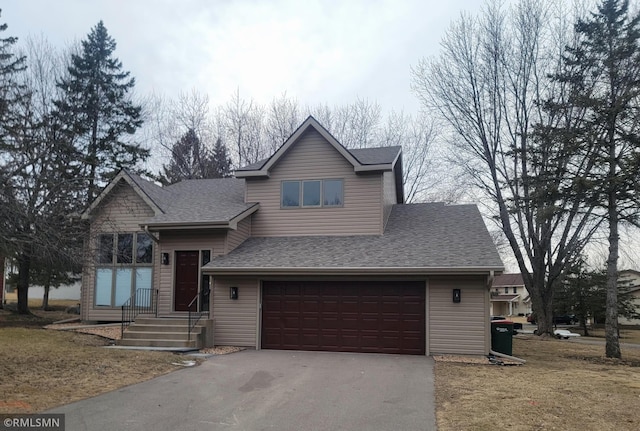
[50,350,436,431]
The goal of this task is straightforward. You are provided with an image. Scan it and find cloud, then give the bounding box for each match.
[4,0,484,112]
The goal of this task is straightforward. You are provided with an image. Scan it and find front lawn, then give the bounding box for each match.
[0,302,182,413]
[435,335,640,431]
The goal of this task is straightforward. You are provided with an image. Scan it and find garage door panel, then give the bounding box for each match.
[262,281,425,355]
[302,300,319,312]
[360,318,379,330]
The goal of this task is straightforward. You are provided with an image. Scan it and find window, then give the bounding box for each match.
[513,287,518,294]
[281,179,343,208]
[97,235,113,264]
[282,181,300,207]
[504,287,509,294]
[303,181,321,206]
[136,233,153,263]
[117,234,133,264]
[323,179,343,206]
[95,233,153,307]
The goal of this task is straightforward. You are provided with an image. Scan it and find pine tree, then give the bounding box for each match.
[211,138,232,178]
[0,9,26,145]
[162,129,206,184]
[555,0,640,358]
[54,21,147,204]
[161,131,233,184]
[0,10,27,312]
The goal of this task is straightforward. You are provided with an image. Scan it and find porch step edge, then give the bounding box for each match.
[122,331,201,341]
[117,338,200,348]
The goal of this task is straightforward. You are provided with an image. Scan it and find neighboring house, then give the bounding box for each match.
[80,116,504,355]
[619,269,640,325]
[490,274,531,317]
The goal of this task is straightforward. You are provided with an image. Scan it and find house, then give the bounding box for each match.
[490,273,531,317]
[80,116,504,355]
[619,269,640,325]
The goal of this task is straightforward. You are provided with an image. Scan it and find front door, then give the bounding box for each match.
[174,251,199,311]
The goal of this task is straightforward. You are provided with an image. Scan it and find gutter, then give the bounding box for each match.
[202,266,505,276]
[486,270,495,288]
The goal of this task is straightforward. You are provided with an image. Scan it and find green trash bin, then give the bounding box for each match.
[491,320,513,356]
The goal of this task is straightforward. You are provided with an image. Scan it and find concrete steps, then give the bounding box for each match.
[118,317,213,349]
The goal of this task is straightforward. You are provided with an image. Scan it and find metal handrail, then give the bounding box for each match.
[187,293,205,342]
[121,288,157,338]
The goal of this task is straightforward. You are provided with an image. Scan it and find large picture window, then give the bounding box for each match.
[281,179,343,208]
[95,233,153,307]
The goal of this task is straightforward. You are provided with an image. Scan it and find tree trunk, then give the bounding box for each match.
[0,255,4,310]
[42,269,52,311]
[605,196,621,358]
[581,318,590,337]
[529,273,554,336]
[16,253,31,315]
[42,285,50,311]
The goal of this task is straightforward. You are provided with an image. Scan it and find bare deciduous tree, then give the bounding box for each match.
[412,0,598,335]
[265,92,302,154]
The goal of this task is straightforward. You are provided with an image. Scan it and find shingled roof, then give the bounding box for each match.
[83,170,257,228]
[146,178,257,227]
[492,273,525,287]
[350,146,401,165]
[203,203,504,274]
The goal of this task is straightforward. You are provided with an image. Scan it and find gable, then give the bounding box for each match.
[235,116,399,179]
[82,170,163,219]
[245,128,384,237]
[89,179,155,232]
[269,128,354,177]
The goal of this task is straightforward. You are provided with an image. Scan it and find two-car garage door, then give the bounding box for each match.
[261,280,425,355]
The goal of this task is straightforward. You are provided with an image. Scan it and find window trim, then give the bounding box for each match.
[94,232,154,308]
[280,179,344,209]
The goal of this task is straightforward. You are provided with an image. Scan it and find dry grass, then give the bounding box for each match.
[436,335,640,431]
[0,301,184,414]
[0,328,182,413]
[1,295,78,326]
[572,326,640,344]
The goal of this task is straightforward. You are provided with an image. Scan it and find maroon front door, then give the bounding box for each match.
[174,251,199,311]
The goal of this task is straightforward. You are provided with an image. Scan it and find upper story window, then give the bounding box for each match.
[281,179,343,208]
[513,287,518,294]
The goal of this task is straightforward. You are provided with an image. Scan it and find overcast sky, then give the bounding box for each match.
[4,0,484,113]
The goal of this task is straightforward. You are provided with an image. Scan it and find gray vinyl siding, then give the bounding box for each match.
[157,231,226,316]
[212,277,259,347]
[83,180,156,322]
[226,216,251,253]
[428,276,489,355]
[246,129,383,236]
[382,170,396,230]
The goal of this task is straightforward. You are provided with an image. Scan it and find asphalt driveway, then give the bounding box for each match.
[50,349,435,431]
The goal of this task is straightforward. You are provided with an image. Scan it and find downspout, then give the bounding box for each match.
[143,225,160,243]
[487,270,495,289]
[489,350,527,364]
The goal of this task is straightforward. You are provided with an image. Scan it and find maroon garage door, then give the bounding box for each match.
[261,281,425,355]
